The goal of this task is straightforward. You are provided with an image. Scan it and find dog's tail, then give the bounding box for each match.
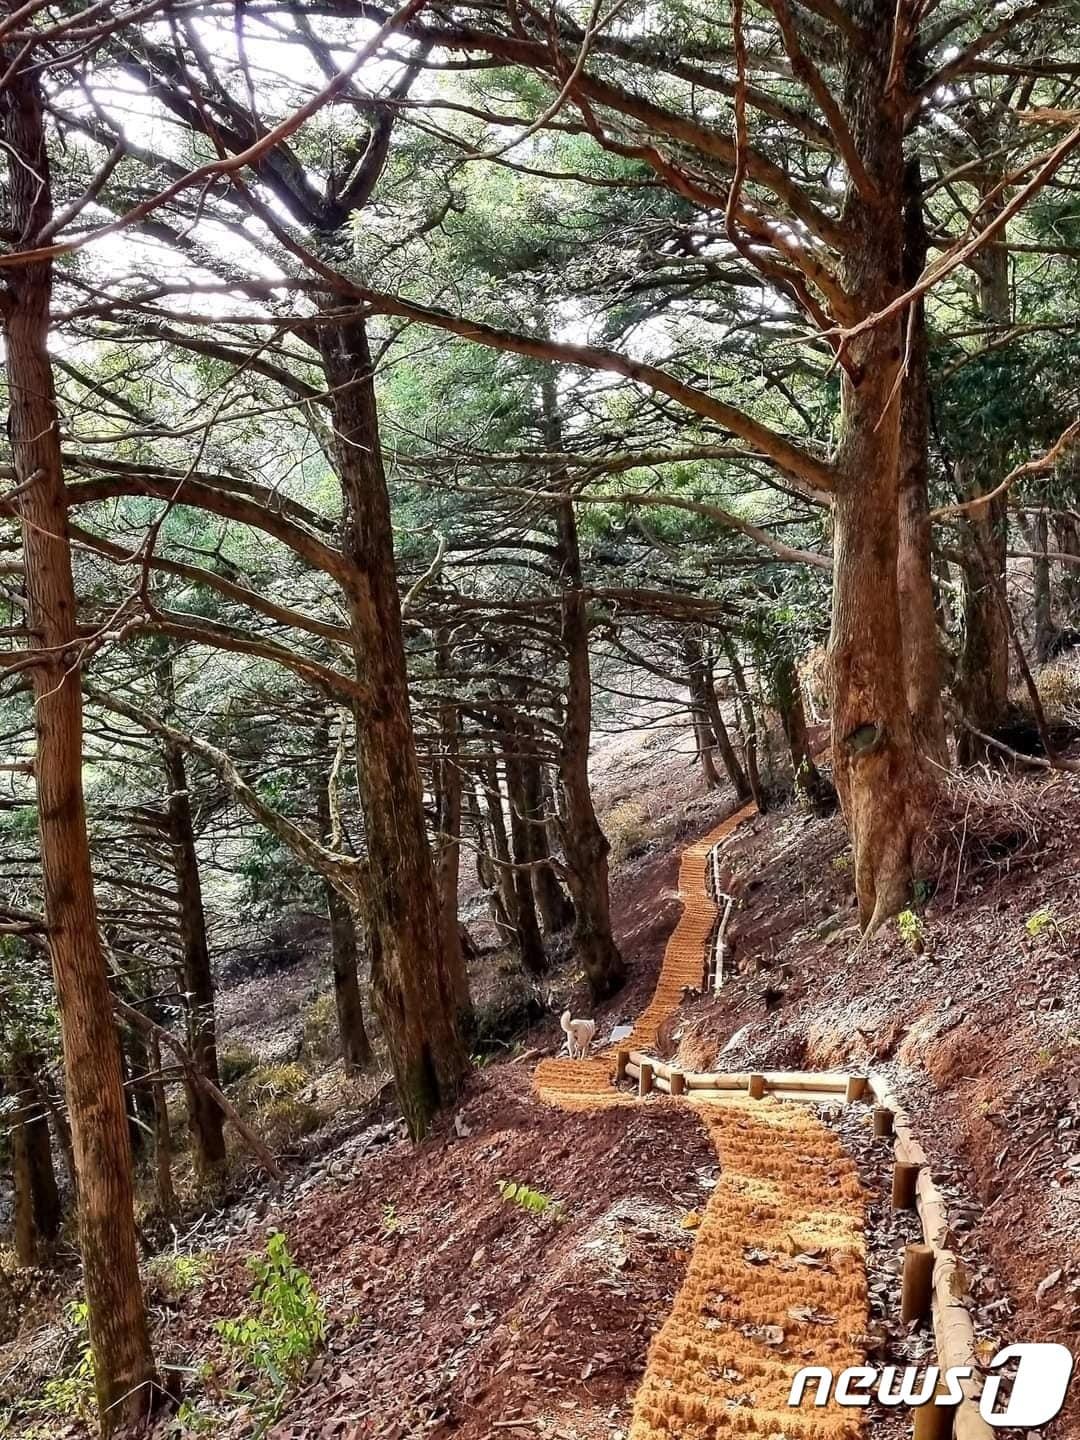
[560,1009,572,1035]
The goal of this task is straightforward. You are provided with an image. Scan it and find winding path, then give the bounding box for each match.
[533,802,869,1440]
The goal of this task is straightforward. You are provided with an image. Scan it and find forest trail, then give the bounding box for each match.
[533,800,758,1110]
[532,804,870,1439]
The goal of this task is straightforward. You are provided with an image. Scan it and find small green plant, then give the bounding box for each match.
[896,909,925,954]
[1026,906,1055,939]
[830,851,851,874]
[1036,1046,1056,1070]
[381,1202,402,1234]
[147,1250,211,1298]
[211,1232,325,1434]
[497,1180,565,1221]
[24,1302,95,1423]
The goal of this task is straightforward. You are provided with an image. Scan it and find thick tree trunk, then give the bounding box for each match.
[544,377,625,1001]
[898,160,949,769]
[318,311,466,1136]
[163,737,226,1176]
[829,3,930,929]
[313,713,373,1075]
[1,60,157,1428]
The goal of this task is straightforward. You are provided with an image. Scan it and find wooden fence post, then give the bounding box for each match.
[892,1160,920,1210]
[747,1073,766,1100]
[638,1060,654,1097]
[901,1243,934,1324]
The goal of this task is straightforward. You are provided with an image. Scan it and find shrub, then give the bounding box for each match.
[257,1097,322,1149]
[605,799,653,865]
[236,1064,323,1149]
[22,1302,95,1424]
[300,993,339,1065]
[218,1045,259,1088]
[1035,656,1080,721]
[239,1063,309,1105]
[216,1232,325,1394]
[146,1251,211,1299]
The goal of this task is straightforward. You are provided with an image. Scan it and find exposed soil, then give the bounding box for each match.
[171,1070,720,1439]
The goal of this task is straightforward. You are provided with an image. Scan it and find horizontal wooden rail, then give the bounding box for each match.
[619,1050,859,1104]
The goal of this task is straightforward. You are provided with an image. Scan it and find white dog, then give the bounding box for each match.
[560,1009,597,1059]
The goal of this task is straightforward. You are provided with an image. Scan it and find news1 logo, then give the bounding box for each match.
[788,1343,1075,1427]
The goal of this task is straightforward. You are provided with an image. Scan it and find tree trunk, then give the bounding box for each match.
[722,637,765,810]
[701,648,753,802]
[149,1034,176,1217]
[522,755,574,934]
[434,635,472,1021]
[504,754,550,977]
[898,159,949,769]
[6,1052,60,1266]
[10,1084,37,1268]
[478,764,521,946]
[1031,512,1056,661]
[544,376,625,1001]
[956,163,1012,761]
[829,13,928,930]
[1053,513,1080,614]
[1,60,157,1429]
[955,502,1011,761]
[318,311,466,1137]
[314,713,373,1075]
[162,733,226,1177]
[770,652,836,813]
[683,638,722,789]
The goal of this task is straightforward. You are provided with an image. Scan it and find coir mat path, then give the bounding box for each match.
[533,803,869,1440]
